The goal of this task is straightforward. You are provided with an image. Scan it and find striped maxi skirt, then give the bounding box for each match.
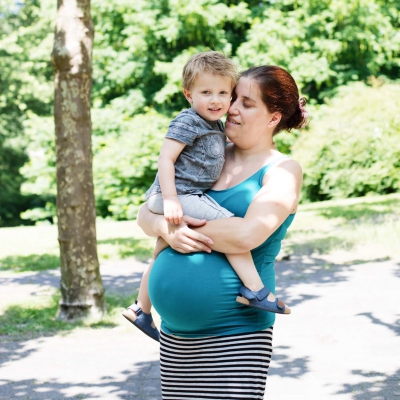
[160,327,273,400]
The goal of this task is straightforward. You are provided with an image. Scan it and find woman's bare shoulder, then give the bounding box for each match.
[279,157,303,176]
[263,155,303,186]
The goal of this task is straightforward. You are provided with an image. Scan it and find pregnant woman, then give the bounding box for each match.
[137,65,307,400]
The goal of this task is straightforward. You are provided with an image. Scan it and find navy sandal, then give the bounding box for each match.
[122,301,160,342]
[236,286,291,314]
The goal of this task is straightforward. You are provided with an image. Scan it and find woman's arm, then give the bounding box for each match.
[137,205,214,253]
[195,159,303,253]
[137,159,302,254]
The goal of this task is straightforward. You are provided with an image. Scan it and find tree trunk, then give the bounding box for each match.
[51,0,105,321]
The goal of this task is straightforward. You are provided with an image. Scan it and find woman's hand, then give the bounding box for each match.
[137,204,214,254]
[163,216,214,254]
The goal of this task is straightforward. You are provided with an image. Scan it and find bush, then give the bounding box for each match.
[292,80,400,202]
[93,110,170,220]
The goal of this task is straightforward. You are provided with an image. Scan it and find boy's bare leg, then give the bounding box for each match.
[227,252,283,306]
[122,237,168,325]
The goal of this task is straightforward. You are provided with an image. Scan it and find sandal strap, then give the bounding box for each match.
[239,286,271,301]
[127,301,142,316]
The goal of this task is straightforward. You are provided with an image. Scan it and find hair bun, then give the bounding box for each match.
[297,97,309,128]
[285,96,309,130]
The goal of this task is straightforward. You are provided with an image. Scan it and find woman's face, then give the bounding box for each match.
[225,77,278,149]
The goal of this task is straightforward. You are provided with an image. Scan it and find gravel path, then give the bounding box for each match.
[0,255,399,399]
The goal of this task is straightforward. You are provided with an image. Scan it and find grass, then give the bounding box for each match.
[0,193,398,338]
[97,237,154,261]
[0,193,398,272]
[286,193,400,259]
[0,219,155,272]
[0,291,137,339]
[0,254,60,273]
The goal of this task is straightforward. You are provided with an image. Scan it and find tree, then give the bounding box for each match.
[51,0,105,320]
[3,0,400,225]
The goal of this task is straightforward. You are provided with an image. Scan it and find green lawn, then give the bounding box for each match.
[0,220,154,273]
[288,193,400,259]
[1,193,398,339]
[0,292,137,339]
[0,193,399,272]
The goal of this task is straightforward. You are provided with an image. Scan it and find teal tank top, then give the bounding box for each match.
[148,158,295,338]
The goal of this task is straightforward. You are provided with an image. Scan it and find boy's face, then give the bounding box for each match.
[183,72,233,121]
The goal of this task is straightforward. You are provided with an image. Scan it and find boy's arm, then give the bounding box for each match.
[158,138,186,225]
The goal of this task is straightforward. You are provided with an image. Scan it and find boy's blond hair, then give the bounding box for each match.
[182,51,238,91]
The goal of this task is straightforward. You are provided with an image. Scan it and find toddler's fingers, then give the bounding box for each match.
[173,214,180,225]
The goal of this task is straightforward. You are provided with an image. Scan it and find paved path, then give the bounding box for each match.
[0,255,399,399]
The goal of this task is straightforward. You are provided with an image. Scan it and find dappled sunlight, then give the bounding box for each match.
[356,312,400,336]
[270,346,310,379]
[336,369,400,399]
[0,360,160,399]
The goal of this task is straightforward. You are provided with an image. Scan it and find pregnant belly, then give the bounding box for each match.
[148,248,271,337]
[149,248,241,334]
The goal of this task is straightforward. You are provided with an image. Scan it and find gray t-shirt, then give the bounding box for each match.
[145,108,225,198]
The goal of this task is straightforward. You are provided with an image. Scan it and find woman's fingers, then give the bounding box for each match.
[175,240,211,254]
[167,226,212,253]
[163,219,213,253]
[183,237,212,253]
[182,215,207,227]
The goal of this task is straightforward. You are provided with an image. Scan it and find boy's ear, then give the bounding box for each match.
[183,88,193,104]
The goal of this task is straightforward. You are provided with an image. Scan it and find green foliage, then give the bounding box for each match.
[0,138,31,226]
[0,0,54,226]
[2,0,400,225]
[93,110,170,219]
[292,81,400,202]
[236,0,400,99]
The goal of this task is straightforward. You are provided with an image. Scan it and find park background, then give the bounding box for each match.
[0,0,400,399]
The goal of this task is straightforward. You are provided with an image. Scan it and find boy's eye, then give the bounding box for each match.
[202,91,211,94]
[243,102,250,108]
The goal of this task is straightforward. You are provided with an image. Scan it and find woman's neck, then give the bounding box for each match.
[231,140,277,164]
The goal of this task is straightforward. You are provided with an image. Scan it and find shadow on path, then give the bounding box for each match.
[0,268,143,297]
[336,368,400,399]
[356,312,400,336]
[0,360,160,399]
[269,345,309,379]
[0,339,38,369]
[275,256,395,308]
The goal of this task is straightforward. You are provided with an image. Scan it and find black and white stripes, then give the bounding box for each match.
[160,328,273,400]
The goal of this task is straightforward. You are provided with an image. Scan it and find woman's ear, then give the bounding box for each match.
[183,89,193,104]
[268,112,281,128]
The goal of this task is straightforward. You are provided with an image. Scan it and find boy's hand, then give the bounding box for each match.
[163,196,184,225]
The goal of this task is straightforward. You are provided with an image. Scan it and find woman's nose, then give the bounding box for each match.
[228,101,239,114]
